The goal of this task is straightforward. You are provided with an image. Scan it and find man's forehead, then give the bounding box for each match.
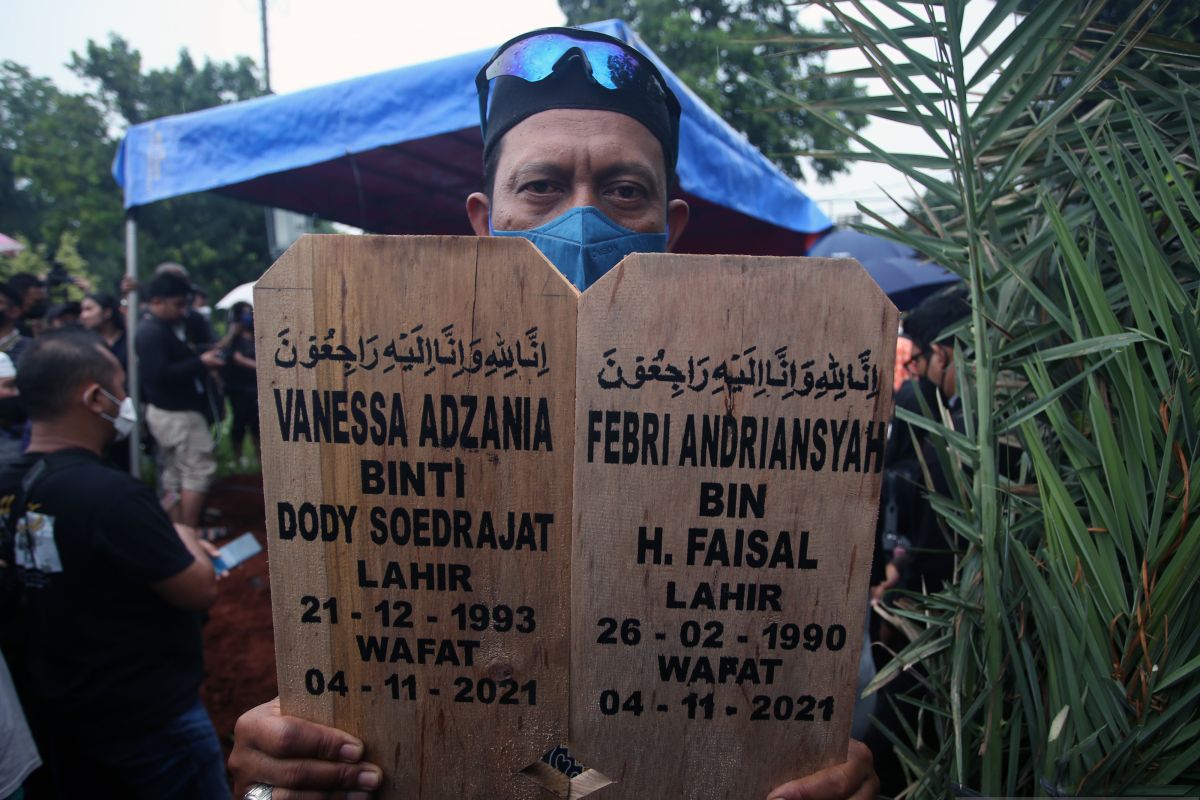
[497,108,666,178]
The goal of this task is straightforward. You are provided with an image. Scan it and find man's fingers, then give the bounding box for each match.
[196,539,227,577]
[236,698,364,761]
[229,746,382,795]
[235,754,381,793]
[229,697,384,796]
[270,715,366,763]
[766,740,875,800]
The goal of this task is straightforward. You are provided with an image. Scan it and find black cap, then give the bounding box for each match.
[479,31,680,171]
[901,285,970,351]
[145,272,192,301]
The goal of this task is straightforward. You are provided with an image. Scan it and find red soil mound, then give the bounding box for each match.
[199,474,277,755]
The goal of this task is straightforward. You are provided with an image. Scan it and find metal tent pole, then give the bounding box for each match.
[124,212,141,478]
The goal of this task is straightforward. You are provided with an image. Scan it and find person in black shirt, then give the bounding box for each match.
[121,263,217,350]
[0,329,226,798]
[153,262,216,349]
[872,286,969,598]
[136,273,225,529]
[79,292,128,375]
[222,302,259,463]
[80,292,131,471]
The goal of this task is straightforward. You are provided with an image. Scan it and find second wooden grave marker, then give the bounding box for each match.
[570,253,897,798]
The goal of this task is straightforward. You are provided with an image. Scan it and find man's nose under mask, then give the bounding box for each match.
[491,206,668,291]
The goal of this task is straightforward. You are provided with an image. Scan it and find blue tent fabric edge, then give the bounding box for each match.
[112,19,831,237]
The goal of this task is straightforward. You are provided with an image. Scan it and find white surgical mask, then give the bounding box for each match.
[88,387,138,441]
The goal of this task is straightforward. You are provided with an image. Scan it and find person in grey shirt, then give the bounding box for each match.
[0,651,41,800]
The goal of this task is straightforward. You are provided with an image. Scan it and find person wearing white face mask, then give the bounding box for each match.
[0,352,24,466]
[0,329,228,799]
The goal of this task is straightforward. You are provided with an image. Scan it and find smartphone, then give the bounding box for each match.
[211,532,263,573]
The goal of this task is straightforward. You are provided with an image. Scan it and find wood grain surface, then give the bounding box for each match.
[256,235,578,799]
[257,240,897,798]
[569,253,897,798]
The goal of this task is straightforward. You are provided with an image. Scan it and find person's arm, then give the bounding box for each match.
[136,321,208,383]
[232,349,257,370]
[228,698,383,797]
[200,348,225,369]
[212,321,241,353]
[151,524,218,611]
[100,483,218,612]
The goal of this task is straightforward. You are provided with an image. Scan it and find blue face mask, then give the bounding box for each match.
[492,206,668,291]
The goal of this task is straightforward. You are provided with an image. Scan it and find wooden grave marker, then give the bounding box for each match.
[256,235,578,799]
[570,253,897,798]
[258,240,895,798]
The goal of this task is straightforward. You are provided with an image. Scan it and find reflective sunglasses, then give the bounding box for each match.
[475,28,676,128]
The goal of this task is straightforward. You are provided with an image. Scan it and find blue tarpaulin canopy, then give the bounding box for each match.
[112,19,831,255]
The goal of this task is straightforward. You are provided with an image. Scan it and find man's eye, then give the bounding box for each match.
[521,180,561,195]
[606,183,648,201]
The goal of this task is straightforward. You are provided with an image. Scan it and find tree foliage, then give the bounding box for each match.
[0,62,120,285]
[1018,0,1200,41]
[788,0,1200,794]
[559,0,868,182]
[71,36,263,126]
[0,35,268,300]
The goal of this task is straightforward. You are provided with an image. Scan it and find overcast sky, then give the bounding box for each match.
[7,0,1008,226]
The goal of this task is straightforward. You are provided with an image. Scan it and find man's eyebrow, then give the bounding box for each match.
[506,162,570,188]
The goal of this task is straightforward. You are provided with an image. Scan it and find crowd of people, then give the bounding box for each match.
[0,264,259,799]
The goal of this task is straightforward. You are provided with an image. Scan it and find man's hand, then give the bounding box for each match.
[229,697,383,799]
[200,349,225,369]
[226,699,873,799]
[870,562,902,602]
[767,740,878,800]
[195,538,228,578]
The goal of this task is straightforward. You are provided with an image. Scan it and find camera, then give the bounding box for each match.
[46,264,73,288]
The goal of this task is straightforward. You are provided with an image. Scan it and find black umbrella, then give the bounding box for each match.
[809,229,959,311]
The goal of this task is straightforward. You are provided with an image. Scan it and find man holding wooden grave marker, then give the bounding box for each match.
[230,27,881,800]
